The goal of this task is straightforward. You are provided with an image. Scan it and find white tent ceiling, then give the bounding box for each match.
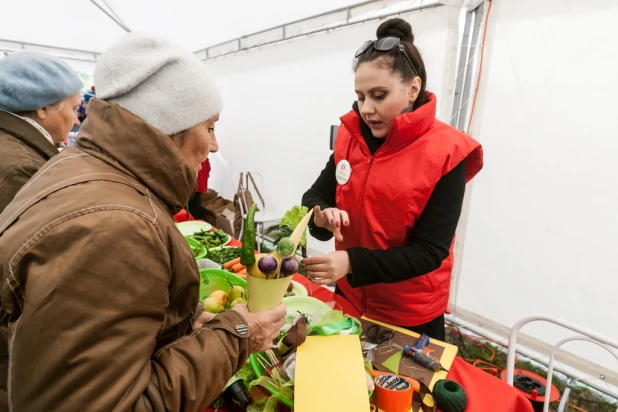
[1,0,382,54]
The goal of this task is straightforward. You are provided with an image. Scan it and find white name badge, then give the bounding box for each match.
[336,159,352,185]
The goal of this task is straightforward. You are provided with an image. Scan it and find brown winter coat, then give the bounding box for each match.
[0,110,58,214]
[0,99,250,412]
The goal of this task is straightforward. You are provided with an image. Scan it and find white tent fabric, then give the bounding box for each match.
[1,0,377,55]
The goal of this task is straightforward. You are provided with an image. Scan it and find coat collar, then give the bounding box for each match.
[340,92,437,155]
[0,110,58,159]
[77,99,196,214]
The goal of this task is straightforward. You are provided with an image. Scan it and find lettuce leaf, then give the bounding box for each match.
[280,205,309,247]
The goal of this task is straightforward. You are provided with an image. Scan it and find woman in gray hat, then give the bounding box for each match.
[0,51,83,213]
[0,33,285,412]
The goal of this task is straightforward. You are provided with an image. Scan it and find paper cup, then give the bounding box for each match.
[247,275,293,312]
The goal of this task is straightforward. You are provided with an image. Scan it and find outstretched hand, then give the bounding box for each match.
[313,205,349,242]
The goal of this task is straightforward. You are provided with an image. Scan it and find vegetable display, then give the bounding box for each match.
[276,237,294,258]
[212,304,366,411]
[203,283,247,314]
[247,305,367,411]
[208,247,241,265]
[184,236,206,259]
[191,228,230,249]
[241,207,313,280]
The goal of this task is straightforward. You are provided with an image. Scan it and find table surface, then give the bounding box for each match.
[205,237,534,412]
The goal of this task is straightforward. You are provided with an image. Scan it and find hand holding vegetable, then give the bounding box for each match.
[313,205,349,242]
[303,251,352,285]
[232,303,287,353]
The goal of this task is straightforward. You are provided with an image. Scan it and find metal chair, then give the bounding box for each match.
[233,171,281,251]
[505,315,618,412]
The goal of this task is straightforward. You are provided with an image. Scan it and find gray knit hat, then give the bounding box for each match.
[0,51,83,113]
[94,33,223,135]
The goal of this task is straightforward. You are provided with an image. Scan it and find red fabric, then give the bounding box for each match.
[173,209,194,222]
[333,92,484,326]
[196,159,211,194]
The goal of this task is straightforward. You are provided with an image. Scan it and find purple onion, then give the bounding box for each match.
[258,255,278,276]
[280,257,299,276]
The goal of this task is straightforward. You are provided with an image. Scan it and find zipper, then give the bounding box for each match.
[357,154,375,315]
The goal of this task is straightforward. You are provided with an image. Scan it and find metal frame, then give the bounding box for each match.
[232,171,281,251]
[447,312,618,399]
[557,386,571,412]
[447,1,485,312]
[449,2,484,131]
[1,0,126,65]
[0,39,100,63]
[197,0,444,61]
[542,336,618,412]
[505,316,618,410]
[89,0,131,33]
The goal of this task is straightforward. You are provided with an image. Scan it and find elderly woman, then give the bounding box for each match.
[0,51,82,213]
[0,34,285,411]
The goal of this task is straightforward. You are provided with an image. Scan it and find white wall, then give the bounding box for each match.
[458,0,618,369]
[207,6,457,253]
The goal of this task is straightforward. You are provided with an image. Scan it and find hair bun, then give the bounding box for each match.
[376,18,414,43]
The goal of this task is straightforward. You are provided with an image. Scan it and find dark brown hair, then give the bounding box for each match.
[354,18,428,110]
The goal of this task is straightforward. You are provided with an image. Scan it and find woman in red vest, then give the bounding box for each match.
[302,18,483,340]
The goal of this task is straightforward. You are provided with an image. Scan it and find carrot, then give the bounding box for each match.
[224,257,241,269]
[236,268,247,275]
[235,271,247,280]
[232,263,246,273]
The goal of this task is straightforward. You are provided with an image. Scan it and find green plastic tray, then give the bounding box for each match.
[249,354,295,408]
[185,236,207,260]
[199,268,247,301]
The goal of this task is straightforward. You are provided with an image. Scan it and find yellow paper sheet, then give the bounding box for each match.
[295,335,370,412]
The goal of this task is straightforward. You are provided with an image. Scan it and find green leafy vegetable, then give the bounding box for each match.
[247,396,279,412]
[279,205,309,247]
[234,361,258,388]
[207,247,242,265]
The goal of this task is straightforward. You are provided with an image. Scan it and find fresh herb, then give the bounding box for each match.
[207,247,242,265]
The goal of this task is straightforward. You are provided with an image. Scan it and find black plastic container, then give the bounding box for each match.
[222,380,253,412]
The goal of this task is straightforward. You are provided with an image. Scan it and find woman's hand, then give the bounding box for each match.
[313,205,349,242]
[303,251,351,285]
[232,303,287,353]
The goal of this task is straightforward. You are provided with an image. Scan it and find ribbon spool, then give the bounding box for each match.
[433,380,467,412]
[373,374,414,412]
[369,370,438,412]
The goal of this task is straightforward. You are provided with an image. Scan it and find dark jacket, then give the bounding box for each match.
[0,110,58,213]
[0,99,250,412]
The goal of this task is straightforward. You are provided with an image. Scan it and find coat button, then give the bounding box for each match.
[235,324,248,335]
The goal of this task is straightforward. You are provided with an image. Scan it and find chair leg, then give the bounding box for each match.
[257,222,262,252]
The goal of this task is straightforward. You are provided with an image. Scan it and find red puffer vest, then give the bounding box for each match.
[334,92,483,326]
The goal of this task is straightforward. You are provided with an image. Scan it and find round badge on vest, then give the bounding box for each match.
[336,159,352,185]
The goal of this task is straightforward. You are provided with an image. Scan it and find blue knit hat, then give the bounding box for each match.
[0,51,83,113]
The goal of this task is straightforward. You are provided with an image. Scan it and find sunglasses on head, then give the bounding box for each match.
[355,36,418,77]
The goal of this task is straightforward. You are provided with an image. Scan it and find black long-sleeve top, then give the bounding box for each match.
[302,104,466,288]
